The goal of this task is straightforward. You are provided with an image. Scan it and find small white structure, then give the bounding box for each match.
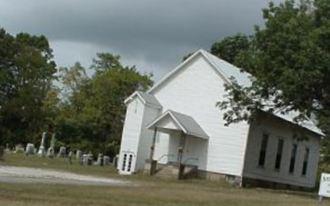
[37,132,47,156]
[25,143,35,155]
[118,49,323,188]
[319,173,330,198]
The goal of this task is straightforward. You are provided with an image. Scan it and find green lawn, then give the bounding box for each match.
[0,153,329,206]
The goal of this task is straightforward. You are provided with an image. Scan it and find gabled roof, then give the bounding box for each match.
[147,49,323,136]
[203,51,324,136]
[202,50,253,87]
[124,91,162,109]
[147,110,209,140]
[272,110,323,136]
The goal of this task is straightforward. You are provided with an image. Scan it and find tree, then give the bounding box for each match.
[56,54,153,156]
[218,0,330,135]
[59,62,88,99]
[215,0,330,164]
[0,28,57,146]
[211,34,250,64]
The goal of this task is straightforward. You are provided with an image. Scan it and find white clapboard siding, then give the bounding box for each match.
[118,94,161,173]
[243,113,320,187]
[150,54,250,176]
[135,105,161,170]
[118,97,145,173]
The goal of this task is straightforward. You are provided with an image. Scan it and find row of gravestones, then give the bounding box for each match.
[24,143,70,158]
[9,143,118,167]
[79,152,117,166]
[2,131,119,167]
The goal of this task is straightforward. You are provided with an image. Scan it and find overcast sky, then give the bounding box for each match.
[0,0,282,80]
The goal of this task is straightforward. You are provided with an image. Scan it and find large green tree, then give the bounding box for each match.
[56,53,153,156]
[211,34,250,64]
[0,28,57,145]
[217,0,330,160]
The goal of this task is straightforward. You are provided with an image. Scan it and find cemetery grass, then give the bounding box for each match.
[0,153,329,206]
[1,152,118,178]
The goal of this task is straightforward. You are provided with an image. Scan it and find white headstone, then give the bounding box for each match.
[57,146,66,158]
[68,151,73,159]
[76,150,82,159]
[47,147,55,158]
[38,132,47,156]
[15,144,24,153]
[82,154,88,165]
[319,173,330,198]
[112,154,119,167]
[37,146,46,157]
[82,154,93,165]
[88,153,93,165]
[95,153,103,166]
[25,143,35,155]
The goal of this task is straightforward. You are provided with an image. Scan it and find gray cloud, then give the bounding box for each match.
[0,0,282,79]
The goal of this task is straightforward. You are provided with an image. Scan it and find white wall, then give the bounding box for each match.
[150,54,250,176]
[243,112,320,187]
[118,95,161,173]
[118,98,145,173]
[154,132,171,164]
[135,104,161,170]
[183,135,208,166]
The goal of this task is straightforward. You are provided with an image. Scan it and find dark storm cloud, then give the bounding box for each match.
[0,0,282,79]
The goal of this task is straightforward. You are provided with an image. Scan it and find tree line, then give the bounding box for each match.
[0,29,153,156]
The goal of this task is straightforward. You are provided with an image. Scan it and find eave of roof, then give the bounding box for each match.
[124,91,162,109]
[147,110,209,140]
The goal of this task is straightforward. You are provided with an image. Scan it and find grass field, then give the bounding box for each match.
[0,153,329,206]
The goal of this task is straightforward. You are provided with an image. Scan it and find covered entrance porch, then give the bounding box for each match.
[146,110,209,179]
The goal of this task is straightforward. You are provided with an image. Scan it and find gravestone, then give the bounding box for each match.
[103,156,110,165]
[82,154,88,165]
[88,153,93,165]
[47,133,57,158]
[5,144,10,153]
[50,133,56,148]
[37,132,47,156]
[82,152,93,165]
[47,147,55,158]
[112,154,119,167]
[25,143,35,156]
[15,144,24,153]
[76,150,82,159]
[79,154,84,165]
[68,151,73,164]
[57,146,66,158]
[95,153,103,166]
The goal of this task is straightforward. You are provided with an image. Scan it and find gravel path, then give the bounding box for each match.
[0,166,131,186]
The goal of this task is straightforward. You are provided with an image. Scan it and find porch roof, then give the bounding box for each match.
[147,110,209,140]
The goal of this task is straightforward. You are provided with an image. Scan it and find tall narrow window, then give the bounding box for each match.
[302,147,310,176]
[122,154,127,171]
[289,144,298,174]
[127,154,133,172]
[258,133,269,167]
[275,139,284,170]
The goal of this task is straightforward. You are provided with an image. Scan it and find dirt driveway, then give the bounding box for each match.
[0,166,131,186]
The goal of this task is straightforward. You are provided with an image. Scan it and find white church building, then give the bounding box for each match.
[117,49,323,188]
